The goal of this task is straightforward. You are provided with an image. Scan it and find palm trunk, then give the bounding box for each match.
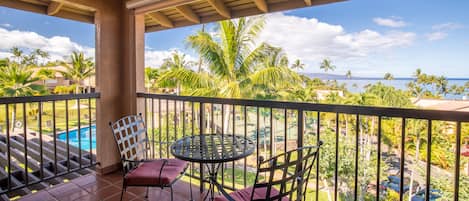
[323,179,332,201]
[262,111,267,158]
[345,116,349,136]
[223,105,231,134]
[197,24,205,73]
[87,79,91,93]
[11,104,16,133]
[75,81,80,94]
[176,82,181,96]
[408,122,420,201]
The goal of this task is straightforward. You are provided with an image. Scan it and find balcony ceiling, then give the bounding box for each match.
[0,0,96,24]
[0,0,343,32]
[127,0,344,32]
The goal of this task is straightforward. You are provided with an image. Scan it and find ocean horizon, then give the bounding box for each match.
[336,77,469,81]
[333,78,469,100]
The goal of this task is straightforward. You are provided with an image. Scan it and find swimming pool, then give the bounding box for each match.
[57,125,96,150]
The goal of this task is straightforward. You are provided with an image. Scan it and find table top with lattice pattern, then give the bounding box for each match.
[171,134,255,163]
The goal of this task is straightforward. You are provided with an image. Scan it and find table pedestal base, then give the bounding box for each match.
[201,163,222,201]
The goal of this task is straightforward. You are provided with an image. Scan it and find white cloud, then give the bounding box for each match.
[258,13,415,69]
[0,28,195,69]
[425,22,463,42]
[0,23,11,28]
[432,22,463,30]
[426,31,447,41]
[145,50,174,68]
[0,28,94,61]
[373,17,407,28]
[145,49,197,68]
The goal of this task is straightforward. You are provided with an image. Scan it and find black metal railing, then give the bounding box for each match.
[0,93,99,198]
[137,92,469,201]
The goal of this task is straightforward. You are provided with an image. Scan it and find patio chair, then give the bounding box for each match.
[215,142,322,201]
[109,114,192,201]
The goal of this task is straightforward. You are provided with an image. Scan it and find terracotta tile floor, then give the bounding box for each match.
[18,171,201,201]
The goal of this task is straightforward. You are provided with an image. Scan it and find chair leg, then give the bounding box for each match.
[170,186,174,201]
[189,168,194,201]
[120,185,126,201]
[145,187,149,199]
[189,180,193,201]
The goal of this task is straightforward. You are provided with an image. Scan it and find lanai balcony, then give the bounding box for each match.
[0,0,468,201]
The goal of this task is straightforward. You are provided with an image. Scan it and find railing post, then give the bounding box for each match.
[316,111,320,201]
[377,116,382,201]
[199,102,205,193]
[454,121,461,201]
[297,109,304,148]
[334,113,339,201]
[354,114,359,201]
[297,109,304,201]
[425,120,432,201]
[399,118,406,201]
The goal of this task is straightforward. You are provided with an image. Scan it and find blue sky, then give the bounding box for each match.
[1,0,468,77]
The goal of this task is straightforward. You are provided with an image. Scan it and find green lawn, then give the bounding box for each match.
[0,99,96,134]
[181,166,331,200]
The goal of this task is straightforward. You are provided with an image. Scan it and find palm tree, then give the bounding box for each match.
[346,70,352,79]
[11,48,38,67]
[33,49,50,66]
[11,47,23,64]
[0,63,46,132]
[156,51,211,95]
[413,68,422,78]
[384,72,394,80]
[0,64,45,97]
[197,24,206,73]
[320,59,336,73]
[187,17,300,133]
[435,76,449,96]
[144,67,159,93]
[37,68,56,86]
[253,45,303,100]
[60,52,95,93]
[159,51,193,95]
[291,59,305,70]
[186,17,299,98]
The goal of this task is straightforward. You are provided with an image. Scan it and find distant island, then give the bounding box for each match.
[302,73,469,80]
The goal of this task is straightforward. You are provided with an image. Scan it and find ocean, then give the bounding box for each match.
[335,78,469,100]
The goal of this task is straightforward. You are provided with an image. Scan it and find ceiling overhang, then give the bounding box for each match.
[0,0,96,24]
[126,0,345,33]
[0,0,345,32]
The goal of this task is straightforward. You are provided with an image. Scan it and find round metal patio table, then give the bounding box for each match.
[171,134,255,201]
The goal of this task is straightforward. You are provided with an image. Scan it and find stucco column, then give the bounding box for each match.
[94,0,145,174]
[123,10,146,116]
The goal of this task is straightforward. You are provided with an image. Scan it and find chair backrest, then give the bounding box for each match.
[251,144,321,201]
[109,114,148,173]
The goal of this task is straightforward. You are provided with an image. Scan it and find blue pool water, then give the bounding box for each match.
[57,125,96,150]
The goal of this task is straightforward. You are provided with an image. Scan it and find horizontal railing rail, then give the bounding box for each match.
[137,93,469,121]
[0,93,100,198]
[137,92,468,201]
[0,93,100,104]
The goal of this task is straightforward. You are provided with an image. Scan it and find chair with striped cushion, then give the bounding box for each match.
[215,143,322,201]
[109,114,192,201]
